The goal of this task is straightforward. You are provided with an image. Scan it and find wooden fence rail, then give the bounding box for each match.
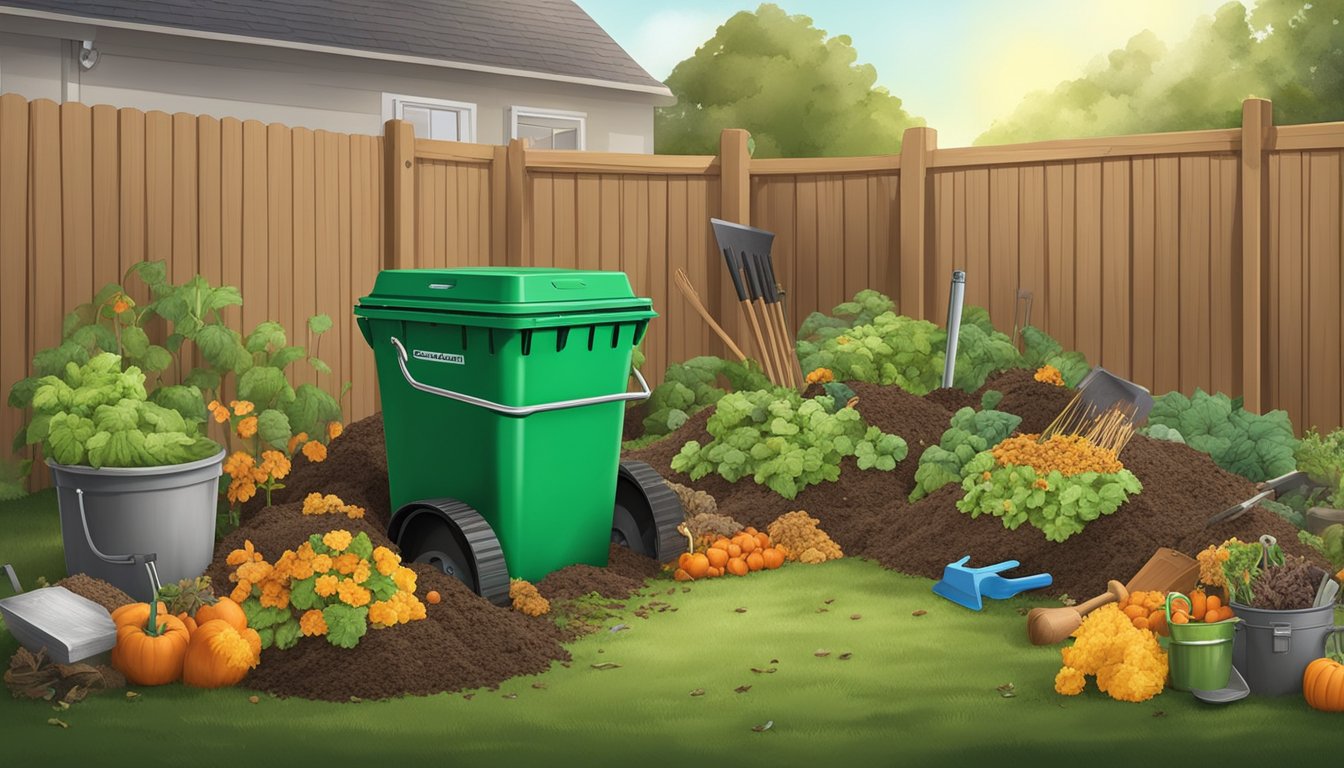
[3,92,1343,492]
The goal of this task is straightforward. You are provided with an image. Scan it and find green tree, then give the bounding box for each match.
[656,4,924,157]
[976,0,1344,145]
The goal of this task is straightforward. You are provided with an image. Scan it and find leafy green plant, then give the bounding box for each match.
[1300,525,1344,571]
[957,450,1142,542]
[819,381,856,412]
[980,390,1004,411]
[796,289,896,343]
[910,407,1022,501]
[671,389,908,499]
[640,356,772,437]
[1146,389,1297,482]
[1295,428,1344,509]
[23,353,220,468]
[1143,424,1185,444]
[1021,325,1091,387]
[796,292,1024,396]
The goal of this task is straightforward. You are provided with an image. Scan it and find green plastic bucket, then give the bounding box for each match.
[354,268,655,583]
[1166,592,1240,691]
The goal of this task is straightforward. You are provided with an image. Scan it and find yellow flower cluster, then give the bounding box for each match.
[301,492,366,520]
[369,591,427,627]
[1055,604,1167,703]
[1033,365,1065,387]
[323,530,354,552]
[766,511,842,563]
[1197,544,1232,588]
[224,539,291,608]
[222,450,290,504]
[805,367,835,385]
[336,578,371,608]
[299,609,327,637]
[509,579,550,617]
[992,434,1124,477]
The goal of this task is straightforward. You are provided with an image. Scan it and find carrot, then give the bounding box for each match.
[1206,594,1222,613]
[1148,611,1168,636]
[1190,589,1207,621]
[1171,610,1190,625]
[1124,605,1147,620]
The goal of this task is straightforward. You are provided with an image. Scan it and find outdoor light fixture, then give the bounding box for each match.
[78,40,99,70]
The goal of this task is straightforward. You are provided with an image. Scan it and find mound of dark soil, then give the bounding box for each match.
[538,544,664,601]
[56,574,134,613]
[264,414,392,527]
[979,368,1077,434]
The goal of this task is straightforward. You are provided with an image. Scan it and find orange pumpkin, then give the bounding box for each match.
[736,534,757,555]
[684,553,711,579]
[177,612,199,636]
[746,552,765,572]
[1304,656,1344,712]
[761,548,785,570]
[754,533,771,551]
[111,602,190,686]
[727,557,748,577]
[182,619,262,689]
[111,602,168,628]
[673,568,693,582]
[195,597,249,632]
[706,548,729,569]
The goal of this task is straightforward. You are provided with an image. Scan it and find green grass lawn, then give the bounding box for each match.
[2,490,1341,766]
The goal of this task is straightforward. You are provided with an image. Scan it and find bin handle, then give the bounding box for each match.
[74,488,163,596]
[388,336,651,416]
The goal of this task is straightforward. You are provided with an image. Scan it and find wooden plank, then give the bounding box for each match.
[795,178,819,324]
[988,166,1019,333]
[335,132,353,418]
[413,162,430,267]
[1130,157,1156,390]
[531,174,553,267]
[1241,99,1272,412]
[898,128,935,319]
[440,162,456,266]
[413,138,495,163]
[29,98,62,486]
[490,146,506,266]
[874,174,898,305]
[90,105,120,292]
[1305,150,1341,431]
[1265,153,1281,411]
[1073,161,1103,364]
[1272,122,1344,151]
[0,94,30,489]
[384,120,414,269]
[770,179,798,339]
[196,115,221,293]
[965,169,990,311]
[219,118,243,348]
[292,127,317,391]
[646,176,668,382]
[929,173,952,322]
[1017,166,1045,344]
[752,155,899,175]
[466,162,483,265]
[267,123,293,354]
[60,102,93,314]
[667,177,689,366]
[842,175,868,301]
[932,127,1241,169]
[1273,152,1304,428]
[550,173,575,269]
[1043,165,1063,336]
[1153,156,1181,396]
[575,175,600,271]
[817,175,846,314]
[620,176,642,318]
[526,150,718,175]
[241,121,268,340]
[600,174,621,273]
[687,178,712,357]
[171,113,198,303]
[313,131,340,403]
[506,140,525,267]
[1178,156,1212,393]
[145,111,174,278]
[118,108,146,284]
[456,161,469,266]
[1209,156,1237,397]
[1100,159,1131,376]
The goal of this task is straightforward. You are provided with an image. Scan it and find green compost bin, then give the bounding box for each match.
[354,267,655,583]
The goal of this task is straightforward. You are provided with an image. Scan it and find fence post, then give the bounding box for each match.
[1240,98,1272,413]
[506,138,526,266]
[716,129,752,359]
[899,126,936,320]
[383,119,415,269]
[490,144,508,266]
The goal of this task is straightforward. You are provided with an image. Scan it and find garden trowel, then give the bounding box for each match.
[932,556,1053,611]
[1067,367,1155,430]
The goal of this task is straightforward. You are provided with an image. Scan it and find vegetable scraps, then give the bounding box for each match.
[1054,603,1167,703]
[909,407,1022,501]
[674,527,786,580]
[766,511,842,564]
[25,353,221,468]
[1146,389,1297,482]
[1295,427,1344,510]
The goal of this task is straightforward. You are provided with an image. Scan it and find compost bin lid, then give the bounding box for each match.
[355,268,653,316]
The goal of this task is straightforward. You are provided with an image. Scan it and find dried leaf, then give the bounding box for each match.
[750,667,778,674]
[590,662,622,671]
[608,623,629,633]
[349,696,363,703]
[124,691,140,702]
[814,649,831,657]
[752,720,775,733]
[462,693,475,701]
[1059,594,1077,607]
[912,610,927,617]
[996,683,1017,698]
[769,659,779,664]
[1153,710,1166,718]
[681,587,691,593]
[47,718,69,729]
[502,693,518,700]
[734,685,752,694]
[850,614,862,620]
[560,662,571,668]
[815,607,829,613]
[531,682,547,690]
[837,653,852,661]
[734,607,748,613]
[51,700,70,711]
[824,598,835,604]
[689,688,705,697]
[248,695,260,704]
[666,588,676,595]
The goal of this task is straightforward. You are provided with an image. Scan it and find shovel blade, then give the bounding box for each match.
[1075,367,1154,427]
[932,579,984,611]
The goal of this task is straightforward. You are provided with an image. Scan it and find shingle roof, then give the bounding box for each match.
[0,0,667,92]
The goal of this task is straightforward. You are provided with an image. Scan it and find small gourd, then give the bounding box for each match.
[182,619,263,689]
[111,600,190,686]
[195,597,249,633]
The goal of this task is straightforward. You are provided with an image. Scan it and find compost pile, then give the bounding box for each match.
[55,574,134,613]
[627,370,1321,598]
[208,414,662,702]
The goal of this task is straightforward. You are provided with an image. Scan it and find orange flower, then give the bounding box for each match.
[227,478,257,504]
[310,554,333,574]
[236,415,259,439]
[112,298,131,315]
[230,400,255,416]
[226,540,260,567]
[299,609,328,637]
[288,432,309,454]
[368,600,399,627]
[336,579,371,608]
[314,574,340,598]
[230,580,252,604]
[322,530,353,552]
[302,440,327,463]
[208,401,231,424]
[352,560,371,584]
[327,421,343,441]
[223,451,255,480]
[259,450,291,480]
[333,553,361,575]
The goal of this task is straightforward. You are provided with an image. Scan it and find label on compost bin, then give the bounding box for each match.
[413,349,465,365]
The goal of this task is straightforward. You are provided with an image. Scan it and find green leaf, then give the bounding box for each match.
[273,618,302,650]
[182,367,221,392]
[32,342,90,377]
[346,531,374,561]
[0,457,32,501]
[256,409,292,450]
[125,260,167,291]
[980,390,1003,411]
[238,366,290,411]
[140,346,172,374]
[364,571,397,602]
[285,384,341,437]
[204,285,243,314]
[307,314,333,335]
[289,576,320,611]
[307,356,332,375]
[270,346,306,370]
[120,326,150,358]
[323,604,368,649]
[8,376,41,409]
[45,413,96,465]
[246,322,287,354]
[62,304,96,340]
[85,429,149,468]
[149,385,207,425]
[195,325,242,372]
[256,627,274,650]
[70,324,118,354]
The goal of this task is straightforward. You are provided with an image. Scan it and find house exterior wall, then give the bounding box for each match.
[0,18,658,151]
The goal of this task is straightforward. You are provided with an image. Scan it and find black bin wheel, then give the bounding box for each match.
[613,461,685,564]
[390,499,510,606]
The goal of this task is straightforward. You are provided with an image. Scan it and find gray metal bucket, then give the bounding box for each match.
[47,450,224,602]
[1231,601,1344,696]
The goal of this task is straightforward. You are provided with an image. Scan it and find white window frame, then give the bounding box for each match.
[381,92,477,143]
[508,106,587,150]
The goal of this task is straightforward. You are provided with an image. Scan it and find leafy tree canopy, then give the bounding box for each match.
[977,0,1344,144]
[656,3,924,157]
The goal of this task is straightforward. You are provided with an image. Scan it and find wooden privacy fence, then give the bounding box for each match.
[3,93,1344,492]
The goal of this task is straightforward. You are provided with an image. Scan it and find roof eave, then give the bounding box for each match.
[0,5,676,101]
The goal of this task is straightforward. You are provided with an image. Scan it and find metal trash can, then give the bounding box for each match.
[355,268,681,599]
[1231,602,1344,696]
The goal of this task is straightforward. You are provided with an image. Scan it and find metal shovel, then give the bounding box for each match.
[1071,367,1155,427]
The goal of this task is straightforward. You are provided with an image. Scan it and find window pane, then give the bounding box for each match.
[517,122,554,149]
[402,106,432,140]
[515,112,583,150]
[429,110,459,142]
[552,128,578,150]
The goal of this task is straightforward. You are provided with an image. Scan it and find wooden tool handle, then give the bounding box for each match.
[674,269,748,361]
[1075,580,1128,616]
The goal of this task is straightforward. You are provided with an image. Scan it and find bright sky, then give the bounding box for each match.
[577,0,1231,147]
